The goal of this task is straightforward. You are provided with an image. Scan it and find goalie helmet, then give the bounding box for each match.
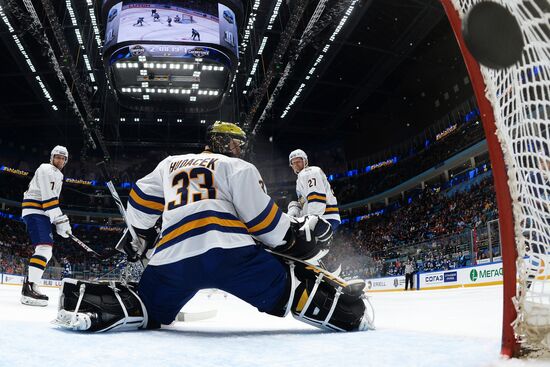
[50,145,69,165]
[289,149,308,173]
[206,121,247,157]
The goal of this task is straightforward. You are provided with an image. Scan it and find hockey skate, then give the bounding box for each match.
[21,279,49,307]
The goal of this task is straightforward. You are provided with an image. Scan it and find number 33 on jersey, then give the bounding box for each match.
[125,152,291,266]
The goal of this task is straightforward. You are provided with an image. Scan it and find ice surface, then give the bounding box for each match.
[1,284,549,367]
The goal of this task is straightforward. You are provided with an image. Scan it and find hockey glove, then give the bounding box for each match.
[53,214,72,238]
[116,226,159,262]
[287,201,302,217]
[277,215,333,260]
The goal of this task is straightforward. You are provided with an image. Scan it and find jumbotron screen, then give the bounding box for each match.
[103,1,239,57]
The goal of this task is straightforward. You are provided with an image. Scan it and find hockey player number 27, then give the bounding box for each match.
[168,168,216,210]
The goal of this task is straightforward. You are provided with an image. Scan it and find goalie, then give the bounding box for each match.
[55,122,374,333]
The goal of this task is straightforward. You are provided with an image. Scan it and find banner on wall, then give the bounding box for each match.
[365,275,406,291]
[1,273,62,287]
[365,261,505,292]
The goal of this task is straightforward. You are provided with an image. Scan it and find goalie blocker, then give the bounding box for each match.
[54,254,374,333]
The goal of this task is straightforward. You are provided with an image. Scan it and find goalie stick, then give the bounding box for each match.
[176,309,218,322]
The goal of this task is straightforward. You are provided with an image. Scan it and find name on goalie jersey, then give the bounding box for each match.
[169,158,219,174]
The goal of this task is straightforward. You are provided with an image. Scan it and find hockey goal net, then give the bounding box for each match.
[440,0,550,358]
[179,14,195,24]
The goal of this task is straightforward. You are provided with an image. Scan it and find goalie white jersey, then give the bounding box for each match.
[126,152,291,266]
[296,166,340,224]
[22,163,64,222]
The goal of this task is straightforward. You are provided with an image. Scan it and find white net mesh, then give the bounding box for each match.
[449,0,550,353]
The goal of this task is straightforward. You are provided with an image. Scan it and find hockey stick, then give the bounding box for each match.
[176,309,218,322]
[97,161,139,244]
[68,233,111,260]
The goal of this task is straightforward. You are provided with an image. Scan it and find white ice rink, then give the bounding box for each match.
[118,8,219,44]
[1,284,549,367]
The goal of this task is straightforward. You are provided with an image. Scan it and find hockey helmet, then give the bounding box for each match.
[289,149,308,173]
[206,121,247,157]
[50,145,69,165]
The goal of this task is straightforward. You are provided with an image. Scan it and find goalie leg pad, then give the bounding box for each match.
[272,260,374,331]
[54,279,148,332]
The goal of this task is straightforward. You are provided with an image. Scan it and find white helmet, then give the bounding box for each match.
[50,145,69,165]
[289,149,308,173]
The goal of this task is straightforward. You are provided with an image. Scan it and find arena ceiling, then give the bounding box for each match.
[0,0,473,163]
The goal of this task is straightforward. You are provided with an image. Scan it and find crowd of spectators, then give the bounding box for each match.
[0,217,30,276]
[0,215,125,278]
[324,173,498,279]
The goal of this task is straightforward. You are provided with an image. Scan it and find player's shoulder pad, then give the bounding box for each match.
[228,156,258,175]
[38,163,58,175]
[298,165,322,177]
[155,155,174,170]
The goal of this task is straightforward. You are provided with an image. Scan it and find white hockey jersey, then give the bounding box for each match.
[125,152,291,266]
[295,166,340,224]
[22,163,64,222]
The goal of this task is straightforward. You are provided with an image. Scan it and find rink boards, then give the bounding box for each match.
[0,273,62,287]
[365,261,505,292]
[367,259,550,292]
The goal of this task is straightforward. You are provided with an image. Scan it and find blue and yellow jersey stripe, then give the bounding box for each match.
[307,191,326,204]
[42,197,60,211]
[245,199,283,236]
[22,199,43,209]
[128,185,165,215]
[22,197,59,211]
[324,204,339,214]
[156,210,248,252]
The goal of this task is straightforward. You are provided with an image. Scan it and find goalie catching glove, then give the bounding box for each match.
[276,215,333,260]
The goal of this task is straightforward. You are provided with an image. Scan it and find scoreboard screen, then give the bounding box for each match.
[103,1,239,58]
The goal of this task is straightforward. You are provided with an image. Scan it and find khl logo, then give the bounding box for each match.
[470,269,478,282]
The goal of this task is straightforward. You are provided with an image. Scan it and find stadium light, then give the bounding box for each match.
[85,0,101,48]
[0,7,57,109]
[279,0,359,119]
[267,0,283,30]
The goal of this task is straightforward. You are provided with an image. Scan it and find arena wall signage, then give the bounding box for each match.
[366,261,505,292]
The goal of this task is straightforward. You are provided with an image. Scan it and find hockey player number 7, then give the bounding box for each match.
[168,168,216,210]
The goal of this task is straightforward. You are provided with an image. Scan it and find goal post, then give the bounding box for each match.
[439,0,550,358]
